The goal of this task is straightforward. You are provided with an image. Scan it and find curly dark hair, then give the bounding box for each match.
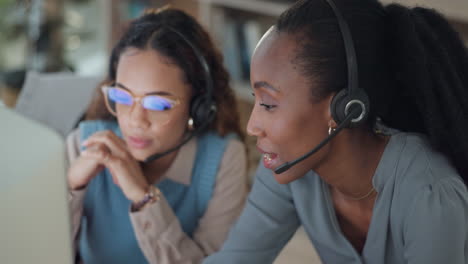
[276,0,468,183]
[85,7,244,140]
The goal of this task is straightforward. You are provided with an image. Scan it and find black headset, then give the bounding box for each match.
[157,26,217,128]
[327,0,369,128]
[172,29,218,128]
[144,26,217,163]
[275,0,370,174]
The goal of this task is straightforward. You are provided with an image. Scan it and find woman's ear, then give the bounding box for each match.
[328,119,338,130]
[325,93,336,123]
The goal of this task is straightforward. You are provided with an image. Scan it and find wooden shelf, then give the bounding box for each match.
[198,0,289,17]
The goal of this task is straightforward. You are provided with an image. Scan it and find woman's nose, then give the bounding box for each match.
[246,107,264,137]
[129,103,150,129]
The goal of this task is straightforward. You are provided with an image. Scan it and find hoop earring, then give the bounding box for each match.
[328,126,336,135]
[187,117,194,131]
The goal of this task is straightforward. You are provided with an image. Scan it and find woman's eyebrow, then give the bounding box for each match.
[115,82,131,91]
[253,81,280,92]
[145,91,174,96]
[115,82,174,96]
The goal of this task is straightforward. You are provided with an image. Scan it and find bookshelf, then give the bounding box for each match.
[197,0,294,104]
[198,0,289,18]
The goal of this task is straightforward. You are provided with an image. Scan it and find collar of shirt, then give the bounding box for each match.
[372,132,406,192]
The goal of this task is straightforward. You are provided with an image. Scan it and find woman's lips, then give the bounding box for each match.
[257,146,279,170]
[127,136,152,149]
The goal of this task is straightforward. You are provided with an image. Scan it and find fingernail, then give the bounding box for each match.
[82,140,89,146]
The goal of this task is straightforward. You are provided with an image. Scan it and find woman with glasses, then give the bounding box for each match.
[66,7,248,264]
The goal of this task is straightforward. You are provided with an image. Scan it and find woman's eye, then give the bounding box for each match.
[259,103,276,111]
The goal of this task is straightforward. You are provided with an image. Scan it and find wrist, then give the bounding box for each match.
[68,176,87,191]
[130,185,149,204]
[131,185,161,212]
[70,184,87,191]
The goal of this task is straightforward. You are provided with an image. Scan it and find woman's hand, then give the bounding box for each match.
[69,130,149,203]
[67,143,106,191]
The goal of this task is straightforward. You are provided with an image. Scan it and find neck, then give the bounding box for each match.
[141,149,179,184]
[316,128,389,201]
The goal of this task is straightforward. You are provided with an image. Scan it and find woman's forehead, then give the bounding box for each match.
[252,30,297,65]
[116,49,190,97]
[251,32,304,94]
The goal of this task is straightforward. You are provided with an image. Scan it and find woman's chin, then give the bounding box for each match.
[128,149,154,162]
[273,172,299,184]
[272,164,310,184]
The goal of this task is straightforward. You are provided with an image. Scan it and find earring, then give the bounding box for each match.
[187,117,194,130]
[328,126,336,135]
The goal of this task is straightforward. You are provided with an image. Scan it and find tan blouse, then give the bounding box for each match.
[66,129,248,264]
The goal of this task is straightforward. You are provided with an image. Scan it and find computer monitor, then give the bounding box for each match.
[0,106,73,264]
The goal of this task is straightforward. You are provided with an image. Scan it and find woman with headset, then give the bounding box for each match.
[66,8,248,264]
[205,0,468,263]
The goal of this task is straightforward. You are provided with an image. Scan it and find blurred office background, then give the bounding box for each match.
[0,1,467,263]
[2,0,467,177]
[0,0,467,101]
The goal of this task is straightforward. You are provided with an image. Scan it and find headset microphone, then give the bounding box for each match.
[274,0,370,174]
[274,106,361,174]
[143,106,216,163]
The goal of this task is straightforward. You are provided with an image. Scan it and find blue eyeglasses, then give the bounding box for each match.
[101,85,181,121]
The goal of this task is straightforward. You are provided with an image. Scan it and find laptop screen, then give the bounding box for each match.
[0,106,73,264]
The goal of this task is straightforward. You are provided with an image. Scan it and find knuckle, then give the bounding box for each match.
[114,158,125,167]
[98,144,111,153]
[103,130,112,138]
[97,151,107,160]
[123,151,132,160]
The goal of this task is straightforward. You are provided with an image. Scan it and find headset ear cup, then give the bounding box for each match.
[190,95,216,127]
[330,88,369,128]
[330,89,349,126]
[189,95,204,127]
[349,89,369,127]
